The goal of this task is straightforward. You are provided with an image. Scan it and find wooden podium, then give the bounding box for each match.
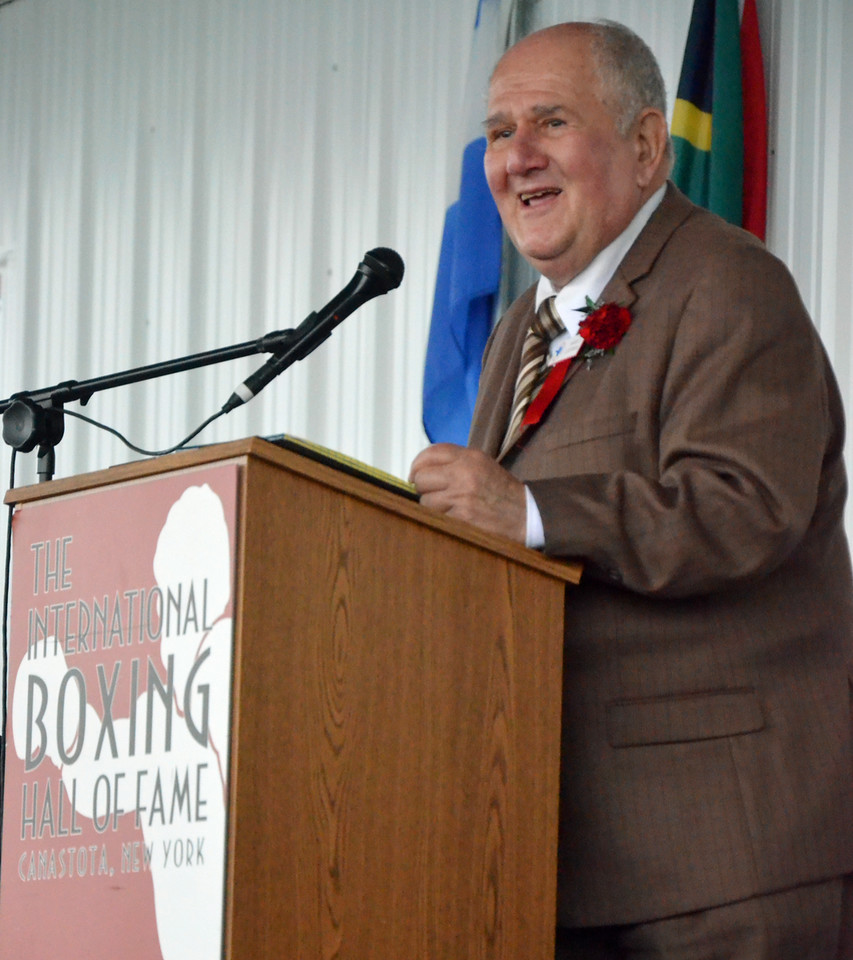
[1,438,579,960]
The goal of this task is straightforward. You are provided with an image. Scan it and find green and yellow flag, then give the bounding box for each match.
[671,0,744,227]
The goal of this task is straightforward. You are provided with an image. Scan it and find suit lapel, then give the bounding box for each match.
[497,260,641,462]
[478,183,697,462]
[608,182,695,291]
[498,349,587,463]
[471,287,535,458]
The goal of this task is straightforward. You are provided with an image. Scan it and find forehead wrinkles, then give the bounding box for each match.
[487,47,603,115]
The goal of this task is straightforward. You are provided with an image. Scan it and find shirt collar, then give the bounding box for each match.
[534,183,666,335]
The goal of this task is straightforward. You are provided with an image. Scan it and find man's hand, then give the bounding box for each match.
[408,443,527,543]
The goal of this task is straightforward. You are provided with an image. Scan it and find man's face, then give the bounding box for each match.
[484,30,647,288]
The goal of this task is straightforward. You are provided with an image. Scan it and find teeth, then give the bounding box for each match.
[521,189,558,204]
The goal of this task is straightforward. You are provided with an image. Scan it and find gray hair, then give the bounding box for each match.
[584,20,669,137]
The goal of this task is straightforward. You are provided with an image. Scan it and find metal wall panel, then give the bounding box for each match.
[764,1,853,408]
[0,0,476,490]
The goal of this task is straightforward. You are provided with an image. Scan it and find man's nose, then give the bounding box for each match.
[505,129,548,176]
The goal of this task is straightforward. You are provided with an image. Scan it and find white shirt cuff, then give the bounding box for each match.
[524,485,545,550]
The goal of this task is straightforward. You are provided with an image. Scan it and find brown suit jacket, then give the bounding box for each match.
[469,184,853,926]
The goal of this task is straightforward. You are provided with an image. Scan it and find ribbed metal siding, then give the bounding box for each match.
[764,0,853,409]
[0,0,475,488]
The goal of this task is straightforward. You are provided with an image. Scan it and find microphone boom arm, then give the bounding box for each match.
[0,327,298,416]
[1,247,404,479]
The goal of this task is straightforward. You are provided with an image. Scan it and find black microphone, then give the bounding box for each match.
[223,247,404,413]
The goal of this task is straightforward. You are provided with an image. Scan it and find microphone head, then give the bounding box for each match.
[361,247,405,292]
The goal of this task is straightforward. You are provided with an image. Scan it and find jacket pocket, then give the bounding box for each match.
[606,687,764,747]
[543,411,637,449]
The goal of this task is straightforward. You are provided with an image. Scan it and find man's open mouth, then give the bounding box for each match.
[520,188,561,205]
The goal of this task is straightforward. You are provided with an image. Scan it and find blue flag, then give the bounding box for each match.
[422,0,509,445]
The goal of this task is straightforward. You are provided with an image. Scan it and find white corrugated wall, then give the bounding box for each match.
[1,0,851,541]
[0,0,476,489]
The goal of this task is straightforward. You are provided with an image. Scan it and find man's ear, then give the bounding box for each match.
[633,108,670,188]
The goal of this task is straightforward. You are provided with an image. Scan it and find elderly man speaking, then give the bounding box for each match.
[410,20,853,960]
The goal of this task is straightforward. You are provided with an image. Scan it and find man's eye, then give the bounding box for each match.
[546,118,565,129]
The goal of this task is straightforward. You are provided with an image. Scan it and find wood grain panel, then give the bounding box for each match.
[223,450,567,959]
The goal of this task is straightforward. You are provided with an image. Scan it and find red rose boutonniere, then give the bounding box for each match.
[577,297,632,366]
[521,297,632,430]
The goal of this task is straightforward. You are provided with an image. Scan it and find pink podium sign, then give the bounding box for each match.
[0,463,240,960]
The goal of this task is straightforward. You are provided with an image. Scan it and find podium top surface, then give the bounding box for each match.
[4,437,582,585]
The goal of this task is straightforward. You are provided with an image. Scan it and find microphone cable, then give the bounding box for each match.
[61,405,227,458]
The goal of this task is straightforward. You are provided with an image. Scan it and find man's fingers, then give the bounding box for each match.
[408,442,466,483]
[407,444,527,542]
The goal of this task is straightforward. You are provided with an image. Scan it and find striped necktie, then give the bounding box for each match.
[498,296,565,458]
